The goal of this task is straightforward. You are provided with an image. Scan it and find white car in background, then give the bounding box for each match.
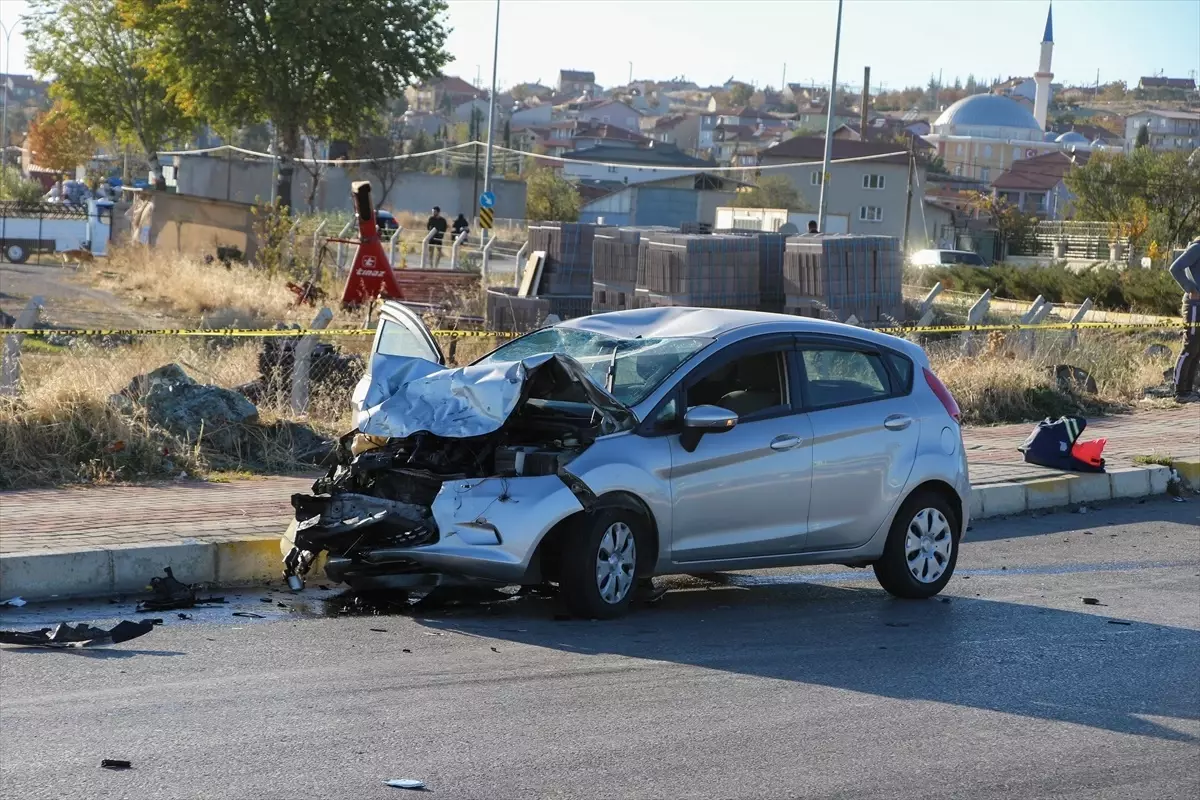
[909,249,986,268]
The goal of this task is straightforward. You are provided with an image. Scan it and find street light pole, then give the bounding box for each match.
[0,22,13,174]
[482,0,500,215]
[817,0,844,233]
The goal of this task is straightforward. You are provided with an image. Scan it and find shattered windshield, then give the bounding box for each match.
[477,328,711,406]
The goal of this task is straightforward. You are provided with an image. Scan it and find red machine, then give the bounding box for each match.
[337,181,405,307]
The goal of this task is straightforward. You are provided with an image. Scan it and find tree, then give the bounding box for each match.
[27,103,95,175]
[970,192,1038,255]
[728,82,754,107]
[525,166,580,222]
[296,134,328,212]
[965,74,978,94]
[125,0,450,210]
[1066,149,1200,250]
[25,0,193,188]
[1135,123,1150,149]
[730,175,809,210]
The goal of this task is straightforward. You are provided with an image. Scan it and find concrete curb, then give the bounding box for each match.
[0,464,1180,602]
[970,463,1173,521]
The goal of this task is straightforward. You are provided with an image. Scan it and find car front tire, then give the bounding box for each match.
[873,490,960,599]
[559,508,646,619]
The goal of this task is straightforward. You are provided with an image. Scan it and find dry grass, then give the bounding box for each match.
[87,246,356,328]
[929,330,1175,425]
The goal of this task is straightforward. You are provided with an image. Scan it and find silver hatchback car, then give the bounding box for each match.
[282,304,970,618]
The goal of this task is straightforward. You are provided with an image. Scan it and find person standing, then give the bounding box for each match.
[1169,236,1200,402]
[807,220,819,234]
[426,206,448,268]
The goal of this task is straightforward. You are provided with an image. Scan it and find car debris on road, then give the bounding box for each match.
[135,567,226,613]
[0,620,154,648]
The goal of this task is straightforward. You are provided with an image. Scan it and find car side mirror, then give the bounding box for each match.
[680,405,738,452]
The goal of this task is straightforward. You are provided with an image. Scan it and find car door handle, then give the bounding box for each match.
[770,435,804,451]
[884,414,913,431]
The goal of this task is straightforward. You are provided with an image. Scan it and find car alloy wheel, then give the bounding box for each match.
[595,521,637,605]
[903,507,953,584]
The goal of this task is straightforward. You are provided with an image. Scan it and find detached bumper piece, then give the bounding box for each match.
[0,620,155,648]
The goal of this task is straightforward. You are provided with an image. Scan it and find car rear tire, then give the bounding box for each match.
[5,244,29,264]
[559,508,646,619]
[873,490,960,599]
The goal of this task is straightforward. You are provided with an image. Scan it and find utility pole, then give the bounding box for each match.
[817,0,844,233]
[482,0,500,244]
[860,66,870,139]
[628,61,633,85]
[471,104,481,219]
[782,63,787,93]
[902,136,916,256]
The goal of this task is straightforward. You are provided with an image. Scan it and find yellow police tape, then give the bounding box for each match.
[2,320,1194,339]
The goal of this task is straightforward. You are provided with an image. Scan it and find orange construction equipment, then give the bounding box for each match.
[338,181,405,308]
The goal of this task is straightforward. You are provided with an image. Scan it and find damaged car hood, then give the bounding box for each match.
[352,352,636,439]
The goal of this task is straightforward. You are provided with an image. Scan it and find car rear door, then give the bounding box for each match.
[798,337,920,552]
[662,335,814,563]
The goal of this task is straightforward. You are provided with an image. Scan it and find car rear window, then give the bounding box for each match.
[885,351,914,394]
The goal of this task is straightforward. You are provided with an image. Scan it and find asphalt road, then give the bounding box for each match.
[1,499,1198,800]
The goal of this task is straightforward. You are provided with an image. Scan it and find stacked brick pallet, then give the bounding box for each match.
[634,233,761,311]
[528,222,600,319]
[486,287,549,332]
[711,229,789,312]
[782,235,903,324]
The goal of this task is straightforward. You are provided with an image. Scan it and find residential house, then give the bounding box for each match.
[1123,110,1200,152]
[559,142,714,186]
[646,114,701,153]
[578,172,743,228]
[558,70,598,97]
[757,136,925,241]
[561,99,642,133]
[994,77,1039,103]
[401,111,449,138]
[1,74,49,107]
[991,150,1090,219]
[1137,77,1197,92]
[520,119,649,158]
[452,98,491,126]
[511,82,554,101]
[510,103,554,129]
[405,75,478,113]
[784,83,827,108]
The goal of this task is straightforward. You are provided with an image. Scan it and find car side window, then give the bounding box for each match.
[801,348,891,408]
[686,350,789,420]
[884,351,914,394]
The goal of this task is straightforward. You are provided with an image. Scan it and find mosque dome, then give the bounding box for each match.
[933,94,1044,139]
[1056,131,1090,144]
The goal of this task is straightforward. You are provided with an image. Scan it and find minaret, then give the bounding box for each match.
[1033,3,1054,131]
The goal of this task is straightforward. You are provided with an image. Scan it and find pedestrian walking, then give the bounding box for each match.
[426,206,448,268]
[1169,236,1200,402]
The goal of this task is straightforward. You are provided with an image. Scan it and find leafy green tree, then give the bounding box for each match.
[525,167,580,222]
[27,103,95,175]
[1135,123,1150,149]
[124,0,450,209]
[1066,149,1200,249]
[24,0,194,188]
[728,83,754,107]
[730,175,809,210]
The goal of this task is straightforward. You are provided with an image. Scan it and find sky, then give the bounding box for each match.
[1,0,1197,94]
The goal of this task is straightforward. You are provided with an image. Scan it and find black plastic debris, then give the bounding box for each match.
[101,760,132,771]
[370,628,388,633]
[136,567,196,613]
[1107,619,1133,626]
[177,613,192,620]
[1082,597,1104,606]
[402,648,412,653]
[490,646,500,653]
[146,618,165,626]
[0,620,154,649]
[232,611,264,619]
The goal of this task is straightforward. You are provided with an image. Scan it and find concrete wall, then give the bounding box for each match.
[132,191,259,261]
[762,156,925,242]
[578,186,735,227]
[173,155,527,218]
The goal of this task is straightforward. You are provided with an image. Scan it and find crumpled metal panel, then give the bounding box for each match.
[352,352,634,440]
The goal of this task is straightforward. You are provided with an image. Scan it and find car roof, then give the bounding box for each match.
[558,307,916,354]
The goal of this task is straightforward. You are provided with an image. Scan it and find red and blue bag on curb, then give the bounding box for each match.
[1018,415,1107,473]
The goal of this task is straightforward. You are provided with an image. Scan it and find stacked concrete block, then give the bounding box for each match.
[782,234,903,324]
[636,233,761,310]
[486,287,550,332]
[712,229,789,313]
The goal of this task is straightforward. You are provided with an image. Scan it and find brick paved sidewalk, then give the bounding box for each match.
[1,407,1196,558]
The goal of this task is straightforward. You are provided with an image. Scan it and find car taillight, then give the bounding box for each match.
[923,367,960,423]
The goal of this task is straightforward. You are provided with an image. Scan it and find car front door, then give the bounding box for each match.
[799,340,920,552]
[664,336,814,564]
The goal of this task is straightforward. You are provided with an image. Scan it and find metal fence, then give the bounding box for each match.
[0,202,115,265]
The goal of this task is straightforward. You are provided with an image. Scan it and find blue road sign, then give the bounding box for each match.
[479,191,496,209]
